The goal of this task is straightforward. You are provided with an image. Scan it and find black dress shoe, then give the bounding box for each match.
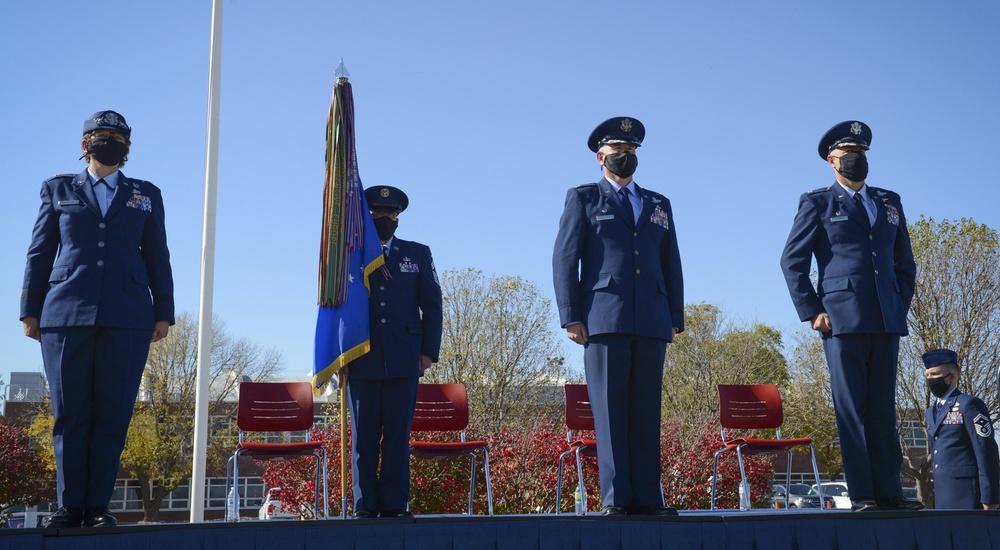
[851,500,880,512]
[601,506,627,516]
[352,509,378,519]
[878,497,925,511]
[83,507,117,528]
[633,505,678,516]
[380,509,414,518]
[45,507,84,529]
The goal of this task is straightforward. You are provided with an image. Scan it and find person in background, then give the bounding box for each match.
[923,348,999,510]
[342,185,442,519]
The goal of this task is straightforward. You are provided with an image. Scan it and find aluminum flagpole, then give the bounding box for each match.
[190,0,223,523]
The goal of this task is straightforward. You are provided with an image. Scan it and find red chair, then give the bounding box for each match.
[711,384,824,510]
[409,383,493,515]
[225,382,328,522]
[555,384,598,514]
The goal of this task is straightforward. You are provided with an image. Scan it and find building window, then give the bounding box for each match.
[206,477,265,509]
[900,420,928,448]
[109,479,144,511]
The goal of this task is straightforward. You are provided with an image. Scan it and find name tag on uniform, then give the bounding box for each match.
[830,216,849,222]
[596,214,615,221]
[58,200,82,206]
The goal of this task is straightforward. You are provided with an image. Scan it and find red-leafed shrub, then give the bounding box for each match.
[0,416,55,516]
[260,416,773,515]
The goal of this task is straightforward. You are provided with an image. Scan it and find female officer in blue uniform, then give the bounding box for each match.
[20,110,174,528]
[343,185,442,519]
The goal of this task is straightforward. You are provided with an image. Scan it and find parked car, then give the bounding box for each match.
[258,488,301,520]
[813,482,852,509]
[768,484,835,509]
[2,503,56,529]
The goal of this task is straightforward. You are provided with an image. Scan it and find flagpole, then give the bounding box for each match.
[190,0,223,523]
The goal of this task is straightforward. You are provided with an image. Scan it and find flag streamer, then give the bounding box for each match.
[314,67,384,396]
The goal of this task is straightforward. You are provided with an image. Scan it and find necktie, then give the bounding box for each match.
[853,192,871,229]
[619,187,634,225]
[97,179,110,216]
[383,245,389,259]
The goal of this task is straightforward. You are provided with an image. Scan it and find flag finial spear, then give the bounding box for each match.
[335,58,350,81]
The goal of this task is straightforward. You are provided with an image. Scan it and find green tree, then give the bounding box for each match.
[662,303,788,438]
[897,217,1000,506]
[781,327,843,481]
[424,268,570,433]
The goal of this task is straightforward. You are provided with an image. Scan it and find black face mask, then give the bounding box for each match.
[373,216,398,241]
[87,137,128,166]
[926,374,953,399]
[603,151,638,178]
[836,151,868,182]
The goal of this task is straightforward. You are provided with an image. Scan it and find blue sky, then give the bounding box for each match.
[3,1,999,392]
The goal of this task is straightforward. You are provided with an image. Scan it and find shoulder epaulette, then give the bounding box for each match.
[575,182,598,189]
[807,187,831,195]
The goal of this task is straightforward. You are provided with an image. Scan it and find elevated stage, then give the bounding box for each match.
[3,509,998,550]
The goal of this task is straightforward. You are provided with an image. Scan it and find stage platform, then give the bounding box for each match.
[3,508,999,550]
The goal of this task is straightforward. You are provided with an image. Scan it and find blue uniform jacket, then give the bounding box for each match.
[348,238,443,380]
[780,183,915,335]
[553,179,683,340]
[927,390,1000,507]
[20,170,174,328]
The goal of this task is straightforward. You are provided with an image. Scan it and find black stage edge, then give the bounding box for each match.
[3,509,999,550]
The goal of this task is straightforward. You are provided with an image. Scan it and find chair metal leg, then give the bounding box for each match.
[555,449,572,514]
[482,448,494,516]
[806,444,826,509]
[230,452,242,523]
[467,453,477,515]
[711,448,725,510]
[574,447,588,514]
[312,453,321,519]
[224,455,236,522]
[784,450,792,509]
[320,448,329,519]
[735,445,750,510]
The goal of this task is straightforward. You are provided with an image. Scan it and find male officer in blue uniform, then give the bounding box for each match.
[553,117,684,516]
[780,120,919,512]
[20,110,174,528]
[923,349,1000,509]
[343,186,442,519]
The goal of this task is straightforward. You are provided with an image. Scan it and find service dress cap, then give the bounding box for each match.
[365,185,409,213]
[922,348,959,369]
[588,117,645,152]
[83,110,131,137]
[818,120,871,159]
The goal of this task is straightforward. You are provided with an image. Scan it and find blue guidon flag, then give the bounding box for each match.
[313,61,384,395]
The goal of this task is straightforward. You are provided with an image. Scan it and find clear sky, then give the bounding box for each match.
[3,1,999,393]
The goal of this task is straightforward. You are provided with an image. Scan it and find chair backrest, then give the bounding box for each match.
[237,382,315,433]
[564,384,595,431]
[411,383,469,433]
[717,384,783,430]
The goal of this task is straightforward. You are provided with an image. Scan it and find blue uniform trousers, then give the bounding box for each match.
[822,333,903,502]
[347,377,419,512]
[40,326,151,508]
[584,333,666,508]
